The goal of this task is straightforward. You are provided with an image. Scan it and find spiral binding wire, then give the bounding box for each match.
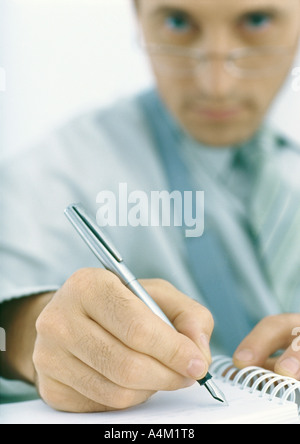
[210,355,300,415]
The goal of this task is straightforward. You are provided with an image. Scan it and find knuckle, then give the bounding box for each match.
[167,338,190,367]
[119,356,145,387]
[257,314,300,332]
[37,383,52,406]
[109,388,138,410]
[92,270,130,313]
[66,268,95,293]
[109,387,154,410]
[77,372,103,396]
[66,268,126,318]
[65,268,98,304]
[182,301,214,334]
[35,308,56,337]
[37,373,104,413]
[39,387,57,408]
[66,268,119,298]
[150,278,175,291]
[100,269,123,293]
[141,278,175,294]
[259,315,279,329]
[79,335,112,372]
[125,317,153,349]
[37,379,64,410]
[32,341,65,379]
[76,372,143,410]
[35,310,48,336]
[41,388,76,412]
[32,346,47,373]
[198,304,215,330]
[36,306,70,345]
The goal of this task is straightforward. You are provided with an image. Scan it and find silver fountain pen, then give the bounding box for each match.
[64,203,227,405]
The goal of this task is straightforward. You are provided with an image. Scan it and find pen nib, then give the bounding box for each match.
[203,380,228,406]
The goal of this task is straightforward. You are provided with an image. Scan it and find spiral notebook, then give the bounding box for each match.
[1,356,300,424]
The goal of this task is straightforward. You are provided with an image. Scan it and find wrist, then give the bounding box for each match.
[0,292,54,384]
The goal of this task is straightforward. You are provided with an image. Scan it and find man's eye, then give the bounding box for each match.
[165,13,193,33]
[242,13,273,31]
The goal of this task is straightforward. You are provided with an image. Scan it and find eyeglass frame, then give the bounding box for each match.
[140,42,297,78]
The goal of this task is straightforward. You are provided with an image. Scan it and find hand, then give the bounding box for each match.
[33,269,214,412]
[233,314,300,380]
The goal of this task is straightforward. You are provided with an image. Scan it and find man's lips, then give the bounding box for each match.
[190,106,243,121]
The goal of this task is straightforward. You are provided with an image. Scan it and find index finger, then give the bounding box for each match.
[139,279,214,363]
[233,314,300,370]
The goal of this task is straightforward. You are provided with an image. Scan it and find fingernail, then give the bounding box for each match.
[187,359,206,379]
[235,349,255,362]
[278,357,300,377]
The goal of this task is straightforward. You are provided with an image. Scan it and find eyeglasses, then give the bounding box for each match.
[142,43,295,79]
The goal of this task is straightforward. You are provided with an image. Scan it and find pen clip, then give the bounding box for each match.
[64,203,123,263]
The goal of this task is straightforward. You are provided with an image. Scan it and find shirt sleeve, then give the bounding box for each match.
[0,378,39,404]
[0,116,110,402]
[0,96,167,402]
[0,93,167,305]
[0,123,106,304]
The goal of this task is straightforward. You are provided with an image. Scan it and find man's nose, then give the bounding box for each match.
[194,56,238,100]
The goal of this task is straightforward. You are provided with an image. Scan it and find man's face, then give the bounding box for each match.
[137,0,300,147]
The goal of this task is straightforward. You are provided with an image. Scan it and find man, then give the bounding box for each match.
[0,0,299,413]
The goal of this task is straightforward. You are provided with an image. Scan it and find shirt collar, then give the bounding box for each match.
[181,131,236,181]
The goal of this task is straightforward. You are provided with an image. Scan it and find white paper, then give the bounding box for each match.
[1,379,299,424]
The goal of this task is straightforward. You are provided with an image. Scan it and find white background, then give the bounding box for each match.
[1,0,300,160]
